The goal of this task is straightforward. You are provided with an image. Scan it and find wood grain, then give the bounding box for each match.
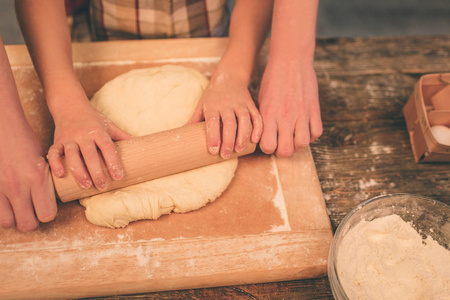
[3,35,450,299]
[1,39,332,300]
[109,35,450,300]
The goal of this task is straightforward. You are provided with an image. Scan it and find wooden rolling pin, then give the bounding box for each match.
[53,122,256,202]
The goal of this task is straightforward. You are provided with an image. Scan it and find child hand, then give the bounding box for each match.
[188,73,263,159]
[258,60,323,157]
[48,100,131,191]
[0,129,56,232]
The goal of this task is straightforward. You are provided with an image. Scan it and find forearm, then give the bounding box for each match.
[269,0,318,66]
[213,0,273,84]
[15,0,85,118]
[0,36,34,141]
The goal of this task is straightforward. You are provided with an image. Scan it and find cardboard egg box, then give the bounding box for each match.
[403,73,450,163]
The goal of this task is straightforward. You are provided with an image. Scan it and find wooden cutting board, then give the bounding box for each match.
[0,39,332,300]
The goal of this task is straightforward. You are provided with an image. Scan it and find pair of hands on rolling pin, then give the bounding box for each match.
[46,0,322,192]
[45,64,322,192]
[3,0,321,232]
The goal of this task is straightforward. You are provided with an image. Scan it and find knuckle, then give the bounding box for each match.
[47,148,60,158]
[100,141,116,153]
[206,115,218,122]
[83,147,99,161]
[2,177,21,198]
[295,136,311,150]
[237,114,250,126]
[222,118,237,130]
[295,141,309,150]
[64,142,79,153]
[0,215,15,229]
[276,147,294,158]
[17,219,39,232]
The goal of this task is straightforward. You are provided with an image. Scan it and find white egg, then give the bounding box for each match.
[430,125,450,146]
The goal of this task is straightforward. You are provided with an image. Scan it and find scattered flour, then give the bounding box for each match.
[337,214,450,300]
[358,178,378,189]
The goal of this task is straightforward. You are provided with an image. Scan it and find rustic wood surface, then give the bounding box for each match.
[75,35,449,299]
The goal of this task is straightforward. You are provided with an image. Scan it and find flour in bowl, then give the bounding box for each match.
[337,214,450,300]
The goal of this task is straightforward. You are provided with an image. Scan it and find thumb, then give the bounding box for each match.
[108,122,132,141]
[187,102,204,125]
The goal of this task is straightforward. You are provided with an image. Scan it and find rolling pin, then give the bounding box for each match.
[52,122,257,202]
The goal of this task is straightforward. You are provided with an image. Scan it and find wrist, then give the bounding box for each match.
[270,39,315,65]
[213,58,253,86]
[46,81,90,122]
[210,65,250,88]
[267,47,315,71]
[0,112,41,155]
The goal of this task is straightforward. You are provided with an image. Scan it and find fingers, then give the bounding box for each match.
[0,194,15,229]
[8,192,39,232]
[260,117,318,157]
[309,103,323,143]
[187,102,204,125]
[206,106,258,158]
[54,128,126,191]
[220,109,237,159]
[249,105,263,144]
[108,121,132,141]
[31,160,57,223]
[293,115,311,152]
[205,114,221,155]
[277,124,296,157]
[259,117,278,155]
[0,170,57,231]
[96,133,123,181]
[64,142,93,189]
[235,109,251,153]
[47,143,65,178]
[78,141,108,191]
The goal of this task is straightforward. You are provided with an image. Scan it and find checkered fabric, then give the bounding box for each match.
[86,0,228,40]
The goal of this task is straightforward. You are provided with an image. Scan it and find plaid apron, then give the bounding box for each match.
[66,0,229,41]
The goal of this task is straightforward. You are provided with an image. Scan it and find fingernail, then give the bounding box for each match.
[55,170,64,178]
[221,151,231,159]
[235,140,245,153]
[81,180,92,189]
[97,180,107,191]
[251,134,260,143]
[209,146,219,155]
[113,169,123,180]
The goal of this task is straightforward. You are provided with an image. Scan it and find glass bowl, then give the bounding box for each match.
[328,193,450,300]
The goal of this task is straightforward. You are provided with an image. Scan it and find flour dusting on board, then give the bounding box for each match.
[72,57,220,68]
[268,156,292,233]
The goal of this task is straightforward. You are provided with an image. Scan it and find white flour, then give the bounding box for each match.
[337,214,450,300]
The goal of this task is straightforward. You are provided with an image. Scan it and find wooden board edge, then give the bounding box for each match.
[0,230,331,299]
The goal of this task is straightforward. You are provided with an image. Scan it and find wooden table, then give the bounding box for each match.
[73,35,449,299]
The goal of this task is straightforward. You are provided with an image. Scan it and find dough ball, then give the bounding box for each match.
[80,65,238,228]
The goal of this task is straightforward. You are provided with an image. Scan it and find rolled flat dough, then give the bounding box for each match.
[80,65,238,228]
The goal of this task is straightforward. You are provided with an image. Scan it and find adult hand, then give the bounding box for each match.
[0,129,56,232]
[258,60,322,157]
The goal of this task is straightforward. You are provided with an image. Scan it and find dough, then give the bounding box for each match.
[337,214,450,300]
[80,65,238,228]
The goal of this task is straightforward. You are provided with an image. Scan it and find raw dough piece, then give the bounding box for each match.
[80,65,238,228]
